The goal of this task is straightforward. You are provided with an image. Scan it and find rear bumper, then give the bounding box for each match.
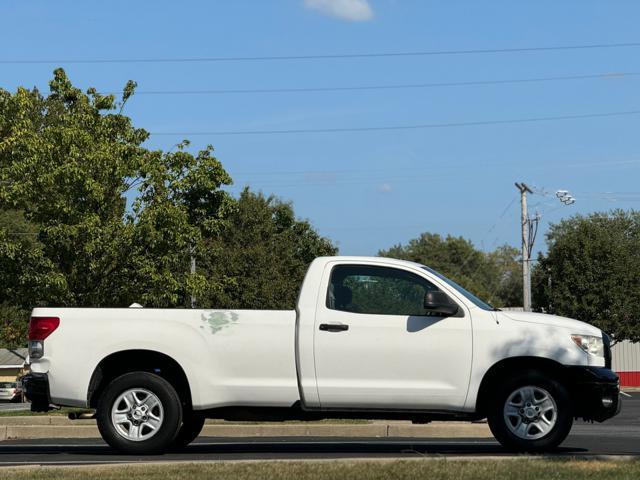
[21,373,53,412]
[567,366,621,422]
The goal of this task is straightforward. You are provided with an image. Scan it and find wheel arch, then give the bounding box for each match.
[87,349,193,410]
[475,356,568,417]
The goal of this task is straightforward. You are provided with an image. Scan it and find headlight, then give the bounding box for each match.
[571,334,604,357]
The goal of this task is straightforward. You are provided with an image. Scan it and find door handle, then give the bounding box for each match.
[319,323,349,332]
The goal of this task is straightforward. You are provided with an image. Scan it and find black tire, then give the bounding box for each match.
[171,410,206,450]
[487,370,573,452]
[96,372,183,454]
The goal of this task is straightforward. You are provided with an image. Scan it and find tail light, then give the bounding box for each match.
[28,317,60,341]
[28,316,60,359]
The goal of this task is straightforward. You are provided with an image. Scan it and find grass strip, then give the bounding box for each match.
[0,408,79,417]
[0,458,638,480]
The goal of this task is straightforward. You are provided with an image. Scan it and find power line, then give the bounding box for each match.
[321,224,426,231]
[230,159,640,178]
[575,191,640,202]
[150,109,640,137]
[578,191,640,195]
[4,42,640,65]
[442,195,519,280]
[229,159,640,188]
[103,71,640,96]
[235,175,449,189]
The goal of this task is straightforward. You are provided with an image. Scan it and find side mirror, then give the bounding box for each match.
[424,291,459,316]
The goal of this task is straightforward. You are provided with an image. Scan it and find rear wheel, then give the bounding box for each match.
[96,372,182,454]
[487,371,573,452]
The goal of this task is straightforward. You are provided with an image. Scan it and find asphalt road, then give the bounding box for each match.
[0,395,637,466]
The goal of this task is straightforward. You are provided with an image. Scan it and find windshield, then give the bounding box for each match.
[0,382,16,389]
[421,266,496,311]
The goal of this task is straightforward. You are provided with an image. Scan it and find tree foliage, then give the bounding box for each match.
[0,68,234,310]
[0,303,29,349]
[379,233,522,308]
[533,210,640,342]
[0,209,66,308]
[199,188,337,310]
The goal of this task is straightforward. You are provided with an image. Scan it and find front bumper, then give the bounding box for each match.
[21,373,53,412]
[567,366,621,422]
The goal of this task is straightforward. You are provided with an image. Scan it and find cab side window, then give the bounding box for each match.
[326,264,440,316]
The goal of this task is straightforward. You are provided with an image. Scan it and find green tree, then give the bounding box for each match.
[199,188,337,310]
[487,244,523,308]
[533,210,640,342]
[0,68,233,310]
[379,233,522,308]
[0,303,29,349]
[0,209,67,309]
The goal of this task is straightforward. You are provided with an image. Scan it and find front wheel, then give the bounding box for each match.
[96,372,183,454]
[487,371,573,452]
[172,411,206,449]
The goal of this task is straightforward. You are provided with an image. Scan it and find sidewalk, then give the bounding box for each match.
[0,416,492,441]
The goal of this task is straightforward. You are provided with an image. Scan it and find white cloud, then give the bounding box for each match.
[304,0,374,22]
[378,182,392,193]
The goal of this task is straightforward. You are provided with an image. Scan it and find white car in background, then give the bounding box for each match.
[0,382,22,402]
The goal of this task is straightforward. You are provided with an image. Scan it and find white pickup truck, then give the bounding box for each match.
[23,256,620,454]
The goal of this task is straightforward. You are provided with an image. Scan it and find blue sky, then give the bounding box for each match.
[2,0,640,256]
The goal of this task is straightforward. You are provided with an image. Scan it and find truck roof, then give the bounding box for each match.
[315,256,427,270]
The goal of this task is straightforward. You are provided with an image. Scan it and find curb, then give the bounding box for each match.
[0,421,492,441]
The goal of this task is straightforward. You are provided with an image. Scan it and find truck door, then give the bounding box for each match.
[313,262,472,410]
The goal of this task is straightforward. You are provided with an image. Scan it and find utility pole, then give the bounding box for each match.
[515,182,533,311]
[190,245,196,308]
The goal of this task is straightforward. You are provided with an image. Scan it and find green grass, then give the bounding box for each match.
[0,407,83,417]
[0,459,638,480]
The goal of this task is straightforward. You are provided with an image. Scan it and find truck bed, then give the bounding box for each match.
[28,307,300,410]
